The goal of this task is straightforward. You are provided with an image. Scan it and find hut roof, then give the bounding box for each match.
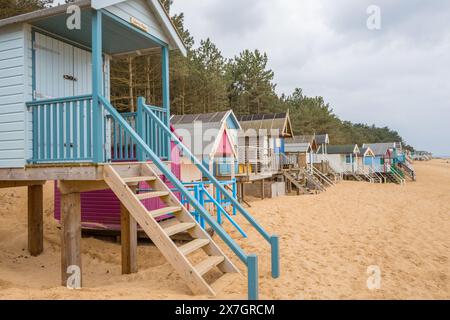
[286,135,314,144]
[171,110,239,158]
[0,0,187,56]
[358,147,375,157]
[327,144,359,155]
[237,112,293,137]
[315,134,330,145]
[285,142,311,153]
[363,143,396,156]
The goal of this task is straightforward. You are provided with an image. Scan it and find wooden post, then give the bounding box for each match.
[261,179,265,200]
[121,203,137,274]
[60,192,82,287]
[28,184,43,256]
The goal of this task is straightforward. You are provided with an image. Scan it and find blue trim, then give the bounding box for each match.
[26,95,92,107]
[100,9,168,47]
[162,46,171,160]
[270,235,280,278]
[248,255,258,300]
[92,10,104,163]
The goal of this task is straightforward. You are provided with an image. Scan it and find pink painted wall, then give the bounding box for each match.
[215,130,234,156]
[54,140,182,230]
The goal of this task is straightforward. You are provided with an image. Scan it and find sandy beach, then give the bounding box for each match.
[0,159,449,300]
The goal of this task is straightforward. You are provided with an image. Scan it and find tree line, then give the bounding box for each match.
[0,0,413,149]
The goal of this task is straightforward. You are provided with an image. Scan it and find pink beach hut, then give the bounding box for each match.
[171,110,241,182]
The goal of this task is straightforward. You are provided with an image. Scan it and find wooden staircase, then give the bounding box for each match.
[103,162,240,296]
[302,169,326,192]
[283,171,313,195]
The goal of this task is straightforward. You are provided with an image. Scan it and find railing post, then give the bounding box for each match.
[270,235,280,278]
[247,254,259,300]
[92,10,104,163]
[162,45,171,160]
[232,179,237,216]
[137,97,145,161]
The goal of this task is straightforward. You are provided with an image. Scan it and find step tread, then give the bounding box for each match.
[149,206,182,218]
[123,176,156,184]
[195,256,225,276]
[164,222,196,237]
[179,239,210,256]
[136,191,170,200]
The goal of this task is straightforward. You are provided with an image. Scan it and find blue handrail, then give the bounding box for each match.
[139,98,280,279]
[99,95,259,299]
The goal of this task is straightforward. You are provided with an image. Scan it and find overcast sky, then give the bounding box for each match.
[171,0,450,155]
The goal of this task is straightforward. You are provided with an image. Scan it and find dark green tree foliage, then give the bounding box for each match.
[0,0,52,19]
[2,0,413,148]
[226,50,279,115]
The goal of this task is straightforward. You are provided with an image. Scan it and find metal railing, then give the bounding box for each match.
[27,95,94,163]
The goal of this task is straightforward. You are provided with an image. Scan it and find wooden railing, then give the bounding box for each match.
[108,112,137,162]
[26,95,94,163]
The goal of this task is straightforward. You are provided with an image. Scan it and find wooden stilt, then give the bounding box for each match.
[28,184,43,256]
[121,203,138,274]
[60,192,82,287]
[261,179,265,200]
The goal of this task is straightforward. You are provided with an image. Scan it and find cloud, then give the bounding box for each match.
[170,1,450,155]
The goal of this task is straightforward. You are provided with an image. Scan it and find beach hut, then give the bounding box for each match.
[283,140,312,170]
[326,144,360,178]
[363,142,409,183]
[284,135,317,171]
[356,146,377,182]
[171,110,241,181]
[315,134,330,154]
[0,1,277,298]
[237,112,293,178]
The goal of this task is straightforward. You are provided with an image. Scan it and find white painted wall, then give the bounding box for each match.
[0,24,27,168]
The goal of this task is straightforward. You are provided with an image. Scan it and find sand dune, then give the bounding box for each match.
[0,160,449,299]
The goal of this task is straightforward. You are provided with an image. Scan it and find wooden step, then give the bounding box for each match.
[136,191,169,200]
[179,239,210,256]
[123,176,156,184]
[195,256,225,276]
[149,206,182,218]
[164,222,196,237]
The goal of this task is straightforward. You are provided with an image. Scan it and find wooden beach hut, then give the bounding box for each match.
[236,112,293,199]
[171,110,241,182]
[315,134,330,154]
[363,142,407,184]
[0,1,277,299]
[326,144,361,180]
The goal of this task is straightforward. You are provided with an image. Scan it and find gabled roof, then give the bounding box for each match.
[285,135,317,152]
[171,110,240,158]
[237,112,293,137]
[171,110,240,129]
[0,0,187,56]
[284,142,311,153]
[327,144,359,155]
[315,134,330,145]
[363,143,396,156]
[358,147,375,157]
[286,135,314,144]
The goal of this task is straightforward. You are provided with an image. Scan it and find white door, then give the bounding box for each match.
[34,32,92,100]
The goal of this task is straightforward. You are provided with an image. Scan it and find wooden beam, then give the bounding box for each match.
[120,203,138,275]
[58,180,109,195]
[28,185,43,256]
[0,166,102,181]
[0,180,45,189]
[60,192,82,287]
